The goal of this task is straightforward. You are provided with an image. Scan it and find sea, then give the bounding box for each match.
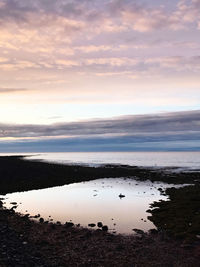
[25,151,200,171]
[1,151,199,234]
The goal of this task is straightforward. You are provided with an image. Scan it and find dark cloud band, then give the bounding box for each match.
[1,110,200,151]
[0,110,200,138]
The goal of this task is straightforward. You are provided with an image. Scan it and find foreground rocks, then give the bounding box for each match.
[0,209,48,267]
[1,208,200,267]
[148,185,200,242]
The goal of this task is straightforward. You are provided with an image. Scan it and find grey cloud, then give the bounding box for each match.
[0,0,89,23]
[109,0,143,15]
[1,110,200,139]
[0,0,36,24]
[0,0,197,32]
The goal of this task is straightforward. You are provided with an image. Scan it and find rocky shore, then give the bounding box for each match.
[0,156,200,266]
[1,207,200,267]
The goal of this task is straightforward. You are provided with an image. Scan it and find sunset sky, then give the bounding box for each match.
[0,0,200,151]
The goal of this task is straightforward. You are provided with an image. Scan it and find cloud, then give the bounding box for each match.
[107,0,188,32]
[0,0,199,125]
[0,0,200,77]
[1,110,200,152]
[1,110,200,139]
[0,0,199,37]
[0,87,27,94]
[85,57,139,67]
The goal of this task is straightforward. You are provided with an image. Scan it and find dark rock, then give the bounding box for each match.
[119,193,125,198]
[132,228,145,235]
[85,232,92,238]
[149,229,158,235]
[10,202,17,205]
[97,222,103,228]
[102,225,108,231]
[34,214,40,218]
[116,245,125,251]
[65,222,74,228]
[51,224,56,229]
[23,214,30,219]
[180,244,194,249]
[11,205,17,210]
[158,188,164,192]
[88,223,96,227]
[37,240,49,246]
[39,218,44,223]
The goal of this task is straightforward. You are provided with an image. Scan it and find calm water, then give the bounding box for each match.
[27,151,200,170]
[3,178,175,234]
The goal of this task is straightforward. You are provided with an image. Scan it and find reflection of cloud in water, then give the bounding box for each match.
[4,178,169,234]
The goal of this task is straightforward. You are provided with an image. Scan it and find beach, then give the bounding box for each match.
[1,206,200,267]
[0,156,200,266]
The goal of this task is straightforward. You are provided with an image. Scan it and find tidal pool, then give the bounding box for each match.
[2,178,171,234]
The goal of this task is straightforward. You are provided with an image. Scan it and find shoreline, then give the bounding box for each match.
[1,206,200,267]
[1,156,200,266]
[0,155,200,195]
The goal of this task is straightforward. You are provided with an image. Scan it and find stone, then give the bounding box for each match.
[10,202,17,205]
[102,225,108,231]
[65,222,74,228]
[88,223,96,227]
[149,229,158,235]
[132,228,144,235]
[97,222,103,228]
[39,218,44,223]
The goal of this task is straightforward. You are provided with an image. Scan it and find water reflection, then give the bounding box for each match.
[3,178,170,234]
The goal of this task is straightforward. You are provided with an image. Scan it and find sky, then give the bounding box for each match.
[0,0,200,151]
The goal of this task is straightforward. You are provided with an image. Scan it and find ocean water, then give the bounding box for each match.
[26,151,200,170]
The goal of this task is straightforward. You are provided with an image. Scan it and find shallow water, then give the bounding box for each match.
[2,178,174,234]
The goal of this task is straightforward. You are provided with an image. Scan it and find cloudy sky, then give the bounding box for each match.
[0,0,200,151]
